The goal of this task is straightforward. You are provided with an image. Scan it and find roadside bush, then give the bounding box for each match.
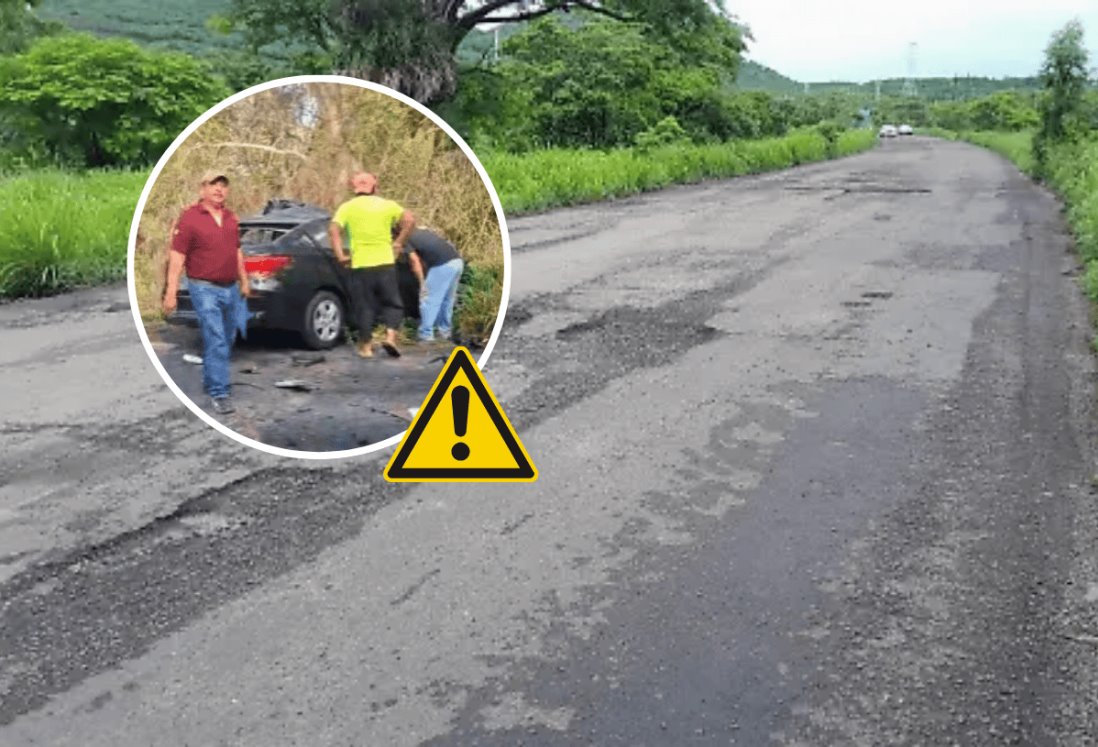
[814,120,843,157]
[634,116,690,151]
[0,33,229,168]
[455,263,503,343]
[836,128,877,156]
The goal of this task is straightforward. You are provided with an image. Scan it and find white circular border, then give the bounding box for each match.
[127,75,512,461]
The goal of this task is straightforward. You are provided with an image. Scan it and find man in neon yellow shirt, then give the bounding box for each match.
[329,171,415,358]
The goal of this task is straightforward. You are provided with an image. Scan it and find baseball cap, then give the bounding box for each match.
[200,170,230,185]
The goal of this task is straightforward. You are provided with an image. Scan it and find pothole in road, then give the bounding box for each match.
[556,309,721,350]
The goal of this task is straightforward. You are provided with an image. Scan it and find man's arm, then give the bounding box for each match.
[392,210,415,258]
[237,247,251,297]
[328,221,350,266]
[162,249,185,316]
[407,251,425,285]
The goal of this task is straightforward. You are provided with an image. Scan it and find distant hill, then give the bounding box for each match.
[804,76,1043,99]
[37,0,240,57]
[735,60,802,93]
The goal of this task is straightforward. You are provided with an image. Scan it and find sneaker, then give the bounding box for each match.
[356,341,374,358]
[211,396,235,415]
[381,340,401,358]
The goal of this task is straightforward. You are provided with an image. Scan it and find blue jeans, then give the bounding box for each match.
[189,280,238,399]
[418,258,464,341]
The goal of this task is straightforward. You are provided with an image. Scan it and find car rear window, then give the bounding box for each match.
[240,227,290,245]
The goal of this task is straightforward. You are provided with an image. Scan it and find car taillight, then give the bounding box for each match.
[245,255,293,276]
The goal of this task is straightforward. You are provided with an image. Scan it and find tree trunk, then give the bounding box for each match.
[334,53,459,105]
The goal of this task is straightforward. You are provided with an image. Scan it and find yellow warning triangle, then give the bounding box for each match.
[384,346,537,482]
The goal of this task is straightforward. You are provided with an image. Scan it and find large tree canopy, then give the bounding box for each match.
[225,0,746,103]
[0,34,230,167]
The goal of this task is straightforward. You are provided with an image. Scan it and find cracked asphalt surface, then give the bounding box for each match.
[3,136,1098,744]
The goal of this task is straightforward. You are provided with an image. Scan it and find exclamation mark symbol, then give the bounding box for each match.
[451,386,471,461]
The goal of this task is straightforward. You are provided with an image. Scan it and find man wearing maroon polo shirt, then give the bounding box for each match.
[162,171,250,416]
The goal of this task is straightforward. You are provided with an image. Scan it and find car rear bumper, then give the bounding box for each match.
[169,291,269,327]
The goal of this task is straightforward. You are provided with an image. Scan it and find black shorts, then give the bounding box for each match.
[351,265,404,331]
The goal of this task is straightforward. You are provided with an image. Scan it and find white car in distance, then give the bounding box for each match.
[879,124,898,138]
[898,124,914,135]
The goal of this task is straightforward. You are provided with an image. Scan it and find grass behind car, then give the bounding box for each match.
[0,169,145,299]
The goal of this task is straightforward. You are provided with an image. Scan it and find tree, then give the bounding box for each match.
[0,34,231,167]
[1035,19,1091,166]
[442,13,752,150]
[224,0,745,103]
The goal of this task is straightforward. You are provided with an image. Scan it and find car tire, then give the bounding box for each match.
[302,290,345,350]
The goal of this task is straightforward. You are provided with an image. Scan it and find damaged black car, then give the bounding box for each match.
[171,199,421,349]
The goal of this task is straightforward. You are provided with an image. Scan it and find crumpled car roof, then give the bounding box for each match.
[240,199,330,227]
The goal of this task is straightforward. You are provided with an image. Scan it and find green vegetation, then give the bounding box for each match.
[442,15,875,153]
[218,0,746,104]
[0,33,230,168]
[0,170,144,298]
[1035,19,1092,171]
[931,20,1098,327]
[736,60,802,94]
[483,128,877,214]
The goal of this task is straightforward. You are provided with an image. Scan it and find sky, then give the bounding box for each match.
[730,0,1098,82]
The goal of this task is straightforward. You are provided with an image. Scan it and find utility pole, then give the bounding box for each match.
[902,42,918,97]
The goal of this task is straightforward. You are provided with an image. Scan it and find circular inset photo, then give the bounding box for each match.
[128,76,509,458]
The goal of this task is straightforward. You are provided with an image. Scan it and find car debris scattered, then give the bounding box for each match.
[274,379,316,392]
[291,352,326,367]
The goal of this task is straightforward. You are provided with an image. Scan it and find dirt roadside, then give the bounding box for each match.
[148,322,455,451]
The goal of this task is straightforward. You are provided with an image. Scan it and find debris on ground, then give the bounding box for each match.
[183,354,203,365]
[291,353,326,367]
[274,379,316,392]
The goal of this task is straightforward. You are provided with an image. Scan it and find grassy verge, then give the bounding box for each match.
[0,169,145,299]
[1044,139,1098,306]
[482,128,878,214]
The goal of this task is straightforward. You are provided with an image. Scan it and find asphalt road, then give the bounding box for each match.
[3,136,1098,745]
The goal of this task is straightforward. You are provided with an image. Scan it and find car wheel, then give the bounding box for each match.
[302,290,344,350]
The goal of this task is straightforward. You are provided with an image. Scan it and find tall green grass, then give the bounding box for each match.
[0,170,145,298]
[483,128,878,214]
[1045,139,1098,277]
[0,127,879,304]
